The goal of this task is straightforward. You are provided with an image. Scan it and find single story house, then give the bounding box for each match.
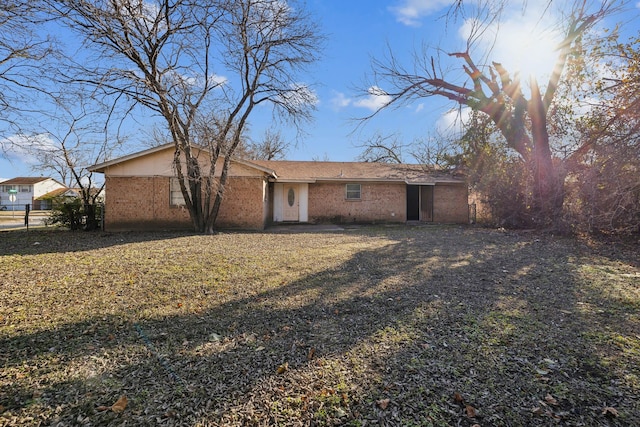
[0,177,68,211]
[88,144,469,231]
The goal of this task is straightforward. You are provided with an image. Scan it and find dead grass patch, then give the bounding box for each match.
[1,226,638,426]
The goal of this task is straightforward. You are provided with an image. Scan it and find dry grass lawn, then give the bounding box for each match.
[0,225,638,426]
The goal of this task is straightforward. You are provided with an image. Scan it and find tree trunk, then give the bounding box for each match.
[84,203,98,231]
[528,77,563,225]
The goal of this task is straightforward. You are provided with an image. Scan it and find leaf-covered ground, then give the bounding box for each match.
[0,225,638,426]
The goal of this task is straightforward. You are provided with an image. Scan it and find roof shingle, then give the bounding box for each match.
[248,160,463,184]
[1,177,50,185]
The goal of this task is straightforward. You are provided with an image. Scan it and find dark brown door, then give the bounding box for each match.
[421,186,433,222]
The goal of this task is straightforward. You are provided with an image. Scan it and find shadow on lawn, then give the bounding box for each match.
[1,227,638,426]
[0,229,202,256]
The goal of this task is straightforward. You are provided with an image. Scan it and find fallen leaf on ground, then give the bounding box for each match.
[111,396,128,413]
[466,404,477,418]
[545,394,558,406]
[376,398,390,410]
[307,347,316,360]
[276,362,288,374]
[602,407,619,417]
[453,392,464,404]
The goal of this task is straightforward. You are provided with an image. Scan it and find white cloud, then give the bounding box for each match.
[415,103,424,113]
[353,86,392,111]
[435,107,471,135]
[0,134,57,165]
[208,74,228,87]
[389,0,452,26]
[159,71,227,90]
[330,91,352,110]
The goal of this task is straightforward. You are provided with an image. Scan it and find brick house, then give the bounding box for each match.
[88,144,469,231]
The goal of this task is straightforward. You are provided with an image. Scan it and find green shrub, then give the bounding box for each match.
[46,197,102,230]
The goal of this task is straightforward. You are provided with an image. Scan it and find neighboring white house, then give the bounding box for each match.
[0,177,67,211]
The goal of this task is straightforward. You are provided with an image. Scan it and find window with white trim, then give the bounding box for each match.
[170,177,190,206]
[346,183,361,200]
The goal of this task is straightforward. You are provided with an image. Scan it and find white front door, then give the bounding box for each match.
[282,184,299,221]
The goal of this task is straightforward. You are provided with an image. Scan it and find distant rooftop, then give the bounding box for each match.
[1,177,51,185]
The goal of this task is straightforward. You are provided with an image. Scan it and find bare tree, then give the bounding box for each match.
[0,0,54,147]
[409,134,464,171]
[250,128,290,161]
[355,132,406,163]
[362,1,624,227]
[236,128,290,161]
[23,91,122,229]
[47,0,322,233]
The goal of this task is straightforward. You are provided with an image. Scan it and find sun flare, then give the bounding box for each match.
[461,8,564,84]
[494,20,562,82]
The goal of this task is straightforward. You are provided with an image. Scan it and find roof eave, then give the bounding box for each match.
[88,144,278,179]
[88,143,176,173]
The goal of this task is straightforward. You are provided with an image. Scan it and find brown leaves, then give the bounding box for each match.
[97,395,128,413]
[453,392,477,419]
[465,404,477,418]
[276,362,288,374]
[376,398,390,410]
[602,406,619,418]
[531,394,570,421]
[544,394,558,406]
[307,347,316,360]
[111,395,128,413]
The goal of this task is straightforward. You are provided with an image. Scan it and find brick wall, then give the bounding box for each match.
[433,183,469,223]
[104,176,266,231]
[308,182,406,224]
[215,176,267,229]
[306,181,468,225]
[104,176,467,230]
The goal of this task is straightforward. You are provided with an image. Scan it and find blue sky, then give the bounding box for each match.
[2,0,639,181]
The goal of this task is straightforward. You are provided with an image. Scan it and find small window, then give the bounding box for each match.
[346,183,361,200]
[20,185,31,192]
[287,188,295,207]
[170,177,189,206]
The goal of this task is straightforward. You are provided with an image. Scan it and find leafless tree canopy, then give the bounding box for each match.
[46,0,323,232]
[0,0,54,142]
[355,133,406,163]
[239,128,290,161]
